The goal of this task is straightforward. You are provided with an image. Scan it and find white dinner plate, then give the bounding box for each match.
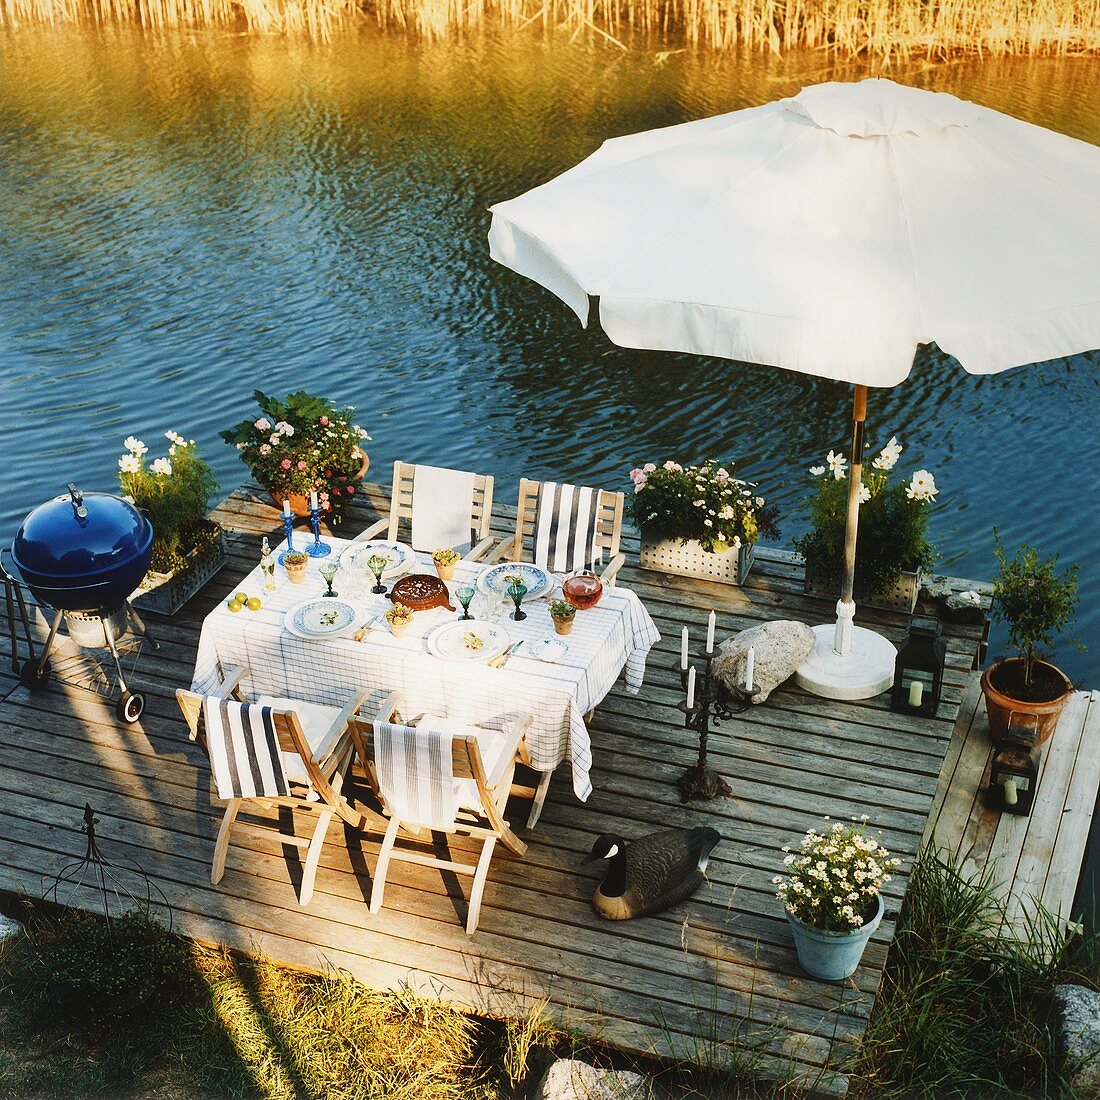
[341,540,416,580]
[476,562,554,600]
[284,598,365,641]
[425,619,510,663]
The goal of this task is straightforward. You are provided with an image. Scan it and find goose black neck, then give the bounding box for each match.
[601,848,628,898]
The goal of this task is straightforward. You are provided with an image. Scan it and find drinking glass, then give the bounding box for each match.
[507,579,528,622]
[456,585,476,620]
[319,561,339,597]
[260,558,277,592]
[367,554,389,594]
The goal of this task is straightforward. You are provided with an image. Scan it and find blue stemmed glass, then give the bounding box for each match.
[507,579,528,622]
[305,504,331,558]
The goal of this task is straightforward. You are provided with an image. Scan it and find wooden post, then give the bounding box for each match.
[834,385,868,657]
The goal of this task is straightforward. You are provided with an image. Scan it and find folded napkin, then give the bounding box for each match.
[375,716,457,830]
[202,698,289,800]
[410,465,476,553]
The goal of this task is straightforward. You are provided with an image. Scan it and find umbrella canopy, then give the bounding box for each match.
[489,78,1100,386]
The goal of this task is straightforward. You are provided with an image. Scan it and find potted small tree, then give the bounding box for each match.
[121,432,226,616]
[221,390,370,522]
[794,436,937,612]
[548,599,577,636]
[774,817,900,982]
[981,534,1079,744]
[628,459,778,586]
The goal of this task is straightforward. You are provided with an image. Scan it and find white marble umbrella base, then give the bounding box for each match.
[795,623,897,701]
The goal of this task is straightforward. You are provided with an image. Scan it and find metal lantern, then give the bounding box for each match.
[987,719,1040,816]
[891,616,946,717]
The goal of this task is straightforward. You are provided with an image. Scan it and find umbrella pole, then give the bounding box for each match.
[834,384,867,657]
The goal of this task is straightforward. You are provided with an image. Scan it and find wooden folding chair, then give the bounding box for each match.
[353,461,495,560]
[177,666,371,906]
[489,477,626,586]
[348,692,532,934]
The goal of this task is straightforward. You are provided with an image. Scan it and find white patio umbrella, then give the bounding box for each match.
[488,78,1100,699]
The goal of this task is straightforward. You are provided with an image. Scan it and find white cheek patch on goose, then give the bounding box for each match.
[604,845,619,859]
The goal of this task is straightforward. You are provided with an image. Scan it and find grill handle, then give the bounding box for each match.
[67,484,88,520]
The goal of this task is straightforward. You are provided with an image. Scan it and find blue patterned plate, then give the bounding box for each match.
[476,562,553,600]
[285,599,361,639]
[341,541,416,581]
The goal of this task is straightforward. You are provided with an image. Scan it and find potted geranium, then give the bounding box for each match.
[220,391,370,522]
[981,534,1079,745]
[774,817,900,982]
[121,432,226,616]
[794,437,936,612]
[628,459,778,586]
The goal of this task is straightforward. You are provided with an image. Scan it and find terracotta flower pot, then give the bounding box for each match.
[552,616,575,636]
[268,449,370,517]
[388,619,411,638]
[284,556,309,584]
[434,561,456,581]
[980,657,1074,745]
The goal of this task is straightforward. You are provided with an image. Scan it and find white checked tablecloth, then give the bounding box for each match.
[191,539,660,801]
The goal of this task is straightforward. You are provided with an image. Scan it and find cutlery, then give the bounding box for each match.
[490,640,524,669]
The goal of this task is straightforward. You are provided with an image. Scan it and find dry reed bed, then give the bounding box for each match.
[1,0,1098,56]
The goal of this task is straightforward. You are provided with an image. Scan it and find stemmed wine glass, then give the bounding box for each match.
[456,585,476,620]
[367,554,389,595]
[507,579,528,622]
[319,561,339,598]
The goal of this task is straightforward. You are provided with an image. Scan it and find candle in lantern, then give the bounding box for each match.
[686,666,696,710]
[310,489,319,511]
[908,679,924,708]
[706,611,716,654]
[745,646,755,691]
[1003,778,1018,807]
[282,498,291,519]
[680,627,689,670]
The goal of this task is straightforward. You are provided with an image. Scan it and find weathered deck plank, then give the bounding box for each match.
[0,481,995,1096]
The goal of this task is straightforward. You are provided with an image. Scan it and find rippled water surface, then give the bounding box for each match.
[0,32,1097,664]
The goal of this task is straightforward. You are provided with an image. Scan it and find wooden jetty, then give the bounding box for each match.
[0,479,1086,1096]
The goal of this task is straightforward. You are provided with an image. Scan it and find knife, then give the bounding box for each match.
[490,640,524,669]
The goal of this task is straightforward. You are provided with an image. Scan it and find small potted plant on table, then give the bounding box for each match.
[283,550,309,584]
[122,432,226,616]
[548,598,577,636]
[629,459,778,586]
[775,817,900,982]
[795,437,936,613]
[220,390,370,523]
[981,533,1079,744]
[432,547,460,581]
[386,603,415,637]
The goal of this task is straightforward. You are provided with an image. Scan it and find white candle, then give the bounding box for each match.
[908,679,924,708]
[680,627,689,670]
[745,646,755,691]
[1003,778,1018,807]
[686,666,696,710]
[282,498,291,519]
[310,489,319,510]
[706,610,716,654]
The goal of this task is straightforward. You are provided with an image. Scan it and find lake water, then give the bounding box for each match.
[1,26,1098,893]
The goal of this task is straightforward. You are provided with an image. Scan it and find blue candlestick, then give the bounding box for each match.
[305,506,331,558]
[277,512,297,565]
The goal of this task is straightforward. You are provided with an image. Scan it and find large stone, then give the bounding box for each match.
[1051,984,1100,1092]
[0,913,21,941]
[536,1058,650,1100]
[713,620,815,703]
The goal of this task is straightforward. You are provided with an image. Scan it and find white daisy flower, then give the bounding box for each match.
[826,450,847,480]
[123,436,147,456]
[872,435,903,471]
[151,457,173,476]
[118,454,140,473]
[906,469,939,501]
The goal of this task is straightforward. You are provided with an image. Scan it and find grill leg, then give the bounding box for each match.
[36,610,63,679]
[126,602,160,651]
[102,617,129,696]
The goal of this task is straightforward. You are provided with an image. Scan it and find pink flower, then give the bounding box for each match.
[663,461,683,472]
[259,444,271,455]
[643,462,657,473]
[280,458,292,470]
[346,485,355,495]
[297,460,308,470]
[269,433,281,445]
[255,418,271,431]
[319,416,329,426]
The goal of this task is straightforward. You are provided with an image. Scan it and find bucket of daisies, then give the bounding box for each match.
[774,816,900,981]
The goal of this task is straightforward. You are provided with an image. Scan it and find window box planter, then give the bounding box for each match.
[803,563,921,614]
[132,527,227,616]
[639,531,755,586]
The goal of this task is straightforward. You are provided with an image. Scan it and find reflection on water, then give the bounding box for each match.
[0,25,1098,895]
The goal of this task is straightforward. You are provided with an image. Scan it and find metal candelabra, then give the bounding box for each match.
[675,647,760,802]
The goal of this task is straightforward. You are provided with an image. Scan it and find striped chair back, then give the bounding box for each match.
[374,719,458,831]
[202,698,290,800]
[514,478,624,574]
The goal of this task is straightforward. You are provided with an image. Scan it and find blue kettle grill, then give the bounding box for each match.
[2,485,160,723]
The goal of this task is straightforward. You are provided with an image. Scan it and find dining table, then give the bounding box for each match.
[190,536,661,806]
